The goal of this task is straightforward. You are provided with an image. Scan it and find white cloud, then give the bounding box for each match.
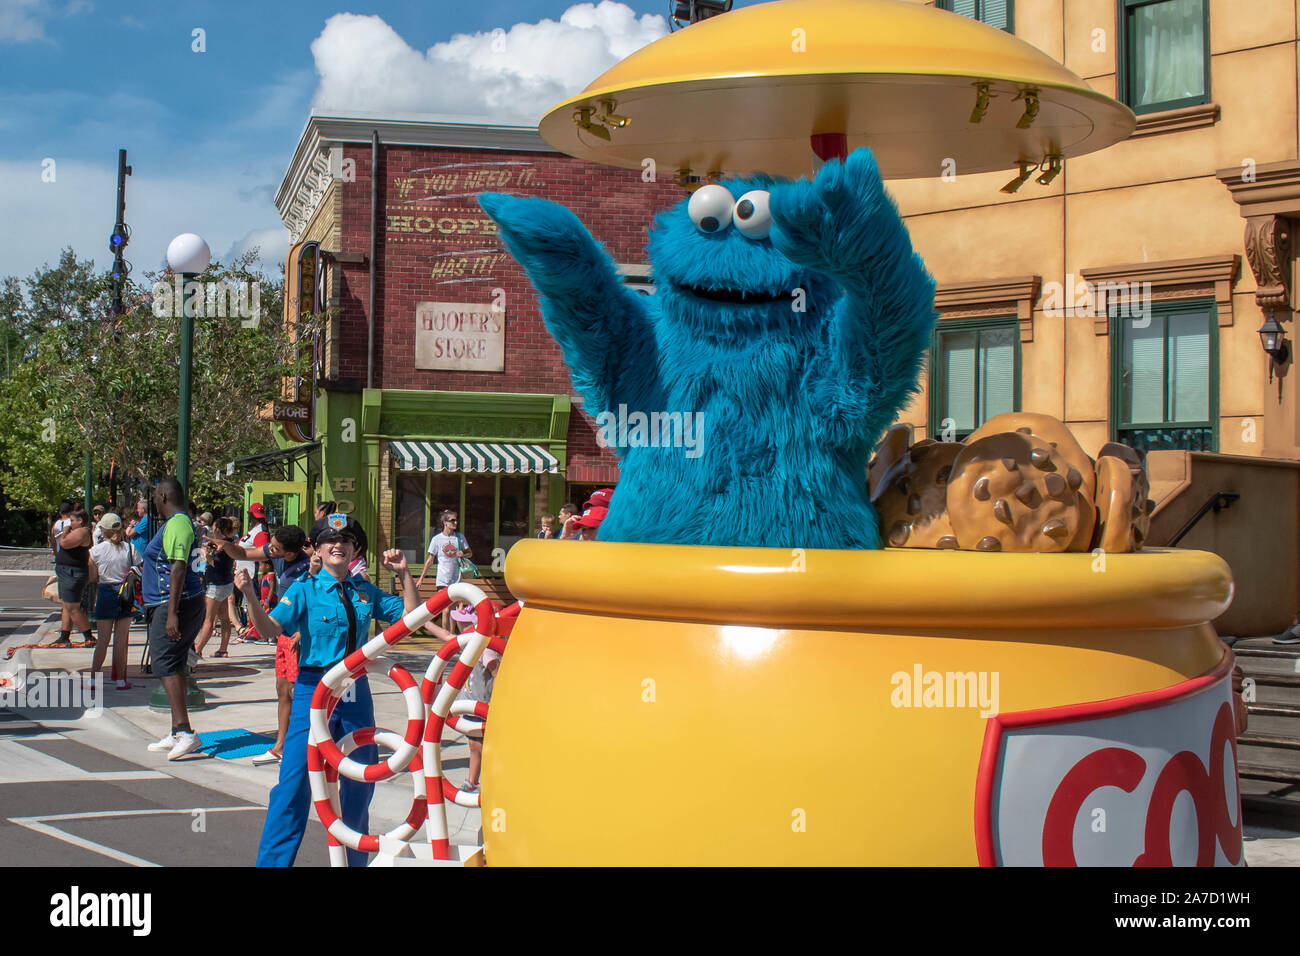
[309,2,668,126]
[222,227,290,274]
[0,0,50,43]
[0,160,288,281]
[0,0,94,43]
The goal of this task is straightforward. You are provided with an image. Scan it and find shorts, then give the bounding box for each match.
[94,582,131,620]
[455,663,494,738]
[55,565,88,604]
[205,582,234,601]
[145,595,206,677]
[275,634,299,682]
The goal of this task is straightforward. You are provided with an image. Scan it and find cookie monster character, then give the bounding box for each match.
[478,147,936,550]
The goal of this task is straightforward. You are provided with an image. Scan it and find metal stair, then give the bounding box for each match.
[1232,637,1300,830]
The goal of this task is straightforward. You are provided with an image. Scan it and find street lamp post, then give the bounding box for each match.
[156,236,211,718]
[165,234,210,491]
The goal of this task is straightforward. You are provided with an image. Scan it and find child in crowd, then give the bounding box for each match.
[241,561,278,644]
[426,606,501,794]
[537,515,554,539]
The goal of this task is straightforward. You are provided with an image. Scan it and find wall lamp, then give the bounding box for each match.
[1258,312,1290,383]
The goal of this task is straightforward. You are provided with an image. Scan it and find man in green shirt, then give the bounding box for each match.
[141,477,207,760]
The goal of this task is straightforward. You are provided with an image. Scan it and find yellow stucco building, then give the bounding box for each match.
[889,0,1300,636]
[897,0,1297,460]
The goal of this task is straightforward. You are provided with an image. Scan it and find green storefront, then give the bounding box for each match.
[306,387,571,590]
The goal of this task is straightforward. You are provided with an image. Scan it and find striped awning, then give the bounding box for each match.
[390,440,560,475]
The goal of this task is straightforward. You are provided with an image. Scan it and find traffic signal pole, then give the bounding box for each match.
[111,149,131,316]
[93,149,132,511]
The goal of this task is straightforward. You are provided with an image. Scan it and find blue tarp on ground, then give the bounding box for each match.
[198,728,275,760]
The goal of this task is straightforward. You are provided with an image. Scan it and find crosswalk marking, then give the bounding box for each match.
[10,807,262,868]
[0,740,167,785]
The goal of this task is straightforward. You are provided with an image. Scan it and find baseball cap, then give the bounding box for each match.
[575,505,608,529]
[583,488,614,509]
[97,513,123,531]
[249,502,267,519]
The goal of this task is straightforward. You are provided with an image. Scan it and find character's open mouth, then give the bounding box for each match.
[679,283,788,305]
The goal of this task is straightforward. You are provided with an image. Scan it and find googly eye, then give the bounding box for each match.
[732,189,771,239]
[687,184,734,234]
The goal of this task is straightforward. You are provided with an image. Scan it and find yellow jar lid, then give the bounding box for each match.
[539,0,1135,180]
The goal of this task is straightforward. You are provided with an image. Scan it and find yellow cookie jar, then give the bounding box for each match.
[483,540,1240,866]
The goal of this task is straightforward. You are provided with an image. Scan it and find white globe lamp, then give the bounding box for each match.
[166,233,211,274]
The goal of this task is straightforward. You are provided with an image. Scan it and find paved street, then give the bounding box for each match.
[0,711,322,867]
[0,569,57,645]
[0,571,481,867]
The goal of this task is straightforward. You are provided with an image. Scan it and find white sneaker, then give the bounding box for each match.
[168,731,202,760]
[251,749,281,766]
[147,733,176,752]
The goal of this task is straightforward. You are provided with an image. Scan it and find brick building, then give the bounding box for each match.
[273,113,679,585]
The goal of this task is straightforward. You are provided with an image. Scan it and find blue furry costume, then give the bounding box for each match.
[479,148,935,549]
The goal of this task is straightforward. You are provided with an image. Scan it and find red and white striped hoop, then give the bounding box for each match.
[307,582,511,865]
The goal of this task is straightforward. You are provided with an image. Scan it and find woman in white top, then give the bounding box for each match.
[88,513,142,690]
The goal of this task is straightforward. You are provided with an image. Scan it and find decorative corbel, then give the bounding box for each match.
[1243,215,1292,313]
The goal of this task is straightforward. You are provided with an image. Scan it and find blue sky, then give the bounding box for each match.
[0,0,749,282]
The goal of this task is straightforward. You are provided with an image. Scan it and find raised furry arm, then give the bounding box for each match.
[479,192,656,418]
[769,149,937,448]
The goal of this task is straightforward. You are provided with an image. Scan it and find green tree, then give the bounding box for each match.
[0,247,316,516]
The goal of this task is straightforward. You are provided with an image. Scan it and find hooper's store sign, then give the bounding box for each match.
[415,301,505,372]
[257,401,313,424]
[978,666,1243,867]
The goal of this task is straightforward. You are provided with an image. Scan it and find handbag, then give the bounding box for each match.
[457,557,480,578]
[117,568,140,616]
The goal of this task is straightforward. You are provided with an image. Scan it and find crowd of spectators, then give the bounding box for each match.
[44,479,617,864]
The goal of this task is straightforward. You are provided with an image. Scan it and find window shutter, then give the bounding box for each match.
[1167,310,1210,423]
[982,0,1011,31]
[942,331,978,432]
[1125,318,1165,424]
[980,327,1016,421]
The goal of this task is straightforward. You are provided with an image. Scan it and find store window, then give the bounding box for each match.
[1119,0,1209,115]
[1111,299,1217,454]
[463,477,496,573]
[394,474,429,564]
[936,0,1013,32]
[930,317,1019,441]
[498,475,531,552]
[393,469,539,577]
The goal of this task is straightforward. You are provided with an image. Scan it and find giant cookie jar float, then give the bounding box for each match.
[478,0,1242,866]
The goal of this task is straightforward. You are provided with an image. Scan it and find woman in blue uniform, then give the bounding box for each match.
[236,516,421,867]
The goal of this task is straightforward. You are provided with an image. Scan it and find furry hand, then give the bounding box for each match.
[478,192,597,286]
[768,148,897,282]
